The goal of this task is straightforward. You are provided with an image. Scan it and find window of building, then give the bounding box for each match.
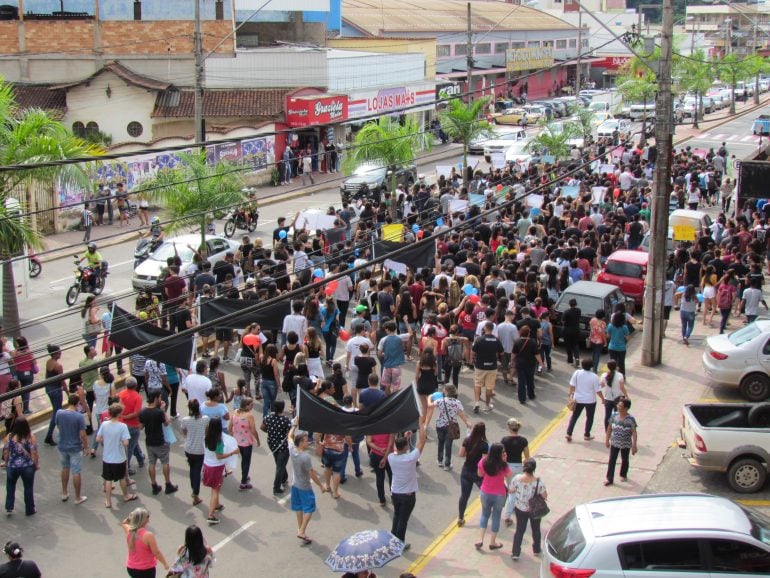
[511,41,525,49]
[455,44,467,55]
[475,43,491,55]
[569,38,577,48]
[85,121,100,137]
[72,121,85,138]
[543,40,553,47]
[556,39,567,49]
[494,42,509,54]
[127,121,144,138]
[437,44,451,57]
[581,38,589,48]
[528,41,540,48]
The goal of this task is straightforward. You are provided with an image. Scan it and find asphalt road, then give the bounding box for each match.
[678,107,767,162]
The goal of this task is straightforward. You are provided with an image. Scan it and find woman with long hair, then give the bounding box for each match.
[604,397,638,486]
[43,344,67,446]
[10,336,36,416]
[304,327,324,380]
[701,264,718,327]
[606,311,630,375]
[716,270,738,334]
[426,384,470,471]
[202,418,239,525]
[81,295,101,350]
[3,416,38,517]
[600,359,628,431]
[320,297,339,366]
[121,507,169,577]
[457,422,489,527]
[228,397,260,491]
[170,525,213,578]
[680,284,698,346]
[414,348,438,426]
[509,458,548,561]
[588,309,608,373]
[395,289,417,359]
[259,344,281,420]
[180,400,209,507]
[476,443,511,551]
[1,379,22,437]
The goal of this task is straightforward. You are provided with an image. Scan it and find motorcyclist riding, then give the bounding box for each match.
[76,242,106,292]
[147,216,164,248]
[244,190,258,227]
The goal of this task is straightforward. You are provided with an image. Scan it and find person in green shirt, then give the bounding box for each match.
[638,203,650,223]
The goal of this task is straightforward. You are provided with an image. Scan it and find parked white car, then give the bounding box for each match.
[702,320,770,401]
[502,141,532,170]
[629,102,655,120]
[596,118,631,138]
[481,129,528,161]
[469,127,526,156]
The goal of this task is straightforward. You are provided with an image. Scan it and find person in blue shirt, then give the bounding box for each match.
[605,312,630,376]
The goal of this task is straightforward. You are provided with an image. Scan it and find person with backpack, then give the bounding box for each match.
[320,297,340,367]
[441,325,469,388]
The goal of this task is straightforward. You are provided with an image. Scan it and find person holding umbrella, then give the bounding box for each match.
[326,529,406,576]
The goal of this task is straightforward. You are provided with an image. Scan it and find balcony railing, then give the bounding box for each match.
[24,11,94,20]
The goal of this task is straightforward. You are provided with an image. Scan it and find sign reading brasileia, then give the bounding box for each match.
[506,46,554,72]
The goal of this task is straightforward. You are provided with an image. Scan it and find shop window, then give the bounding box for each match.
[127,121,144,138]
[475,43,491,55]
[494,42,508,54]
[455,44,467,56]
[556,39,567,49]
[72,121,85,138]
[528,41,540,48]
[437,44,451,57]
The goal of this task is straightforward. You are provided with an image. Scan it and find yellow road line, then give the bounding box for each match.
[407,407,570,575]
[697,397,742,403]
[737,499,770,507]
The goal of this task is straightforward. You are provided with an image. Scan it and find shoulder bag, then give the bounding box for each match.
[528,478,550,519]
[441,400,461,440]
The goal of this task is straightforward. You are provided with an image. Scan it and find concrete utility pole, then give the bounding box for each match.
[754,22,761,106]
[641,0,674,367]
[467,2,473,103]
[194,0,204,144]
[575,8,582,95]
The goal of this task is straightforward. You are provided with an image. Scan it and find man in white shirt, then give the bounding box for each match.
[496,310,519,385]
[565,359,604,442]
[282,301,308,346]
[332,263,354,328]
[182,360,212,407]
[387,427,428,549]
[345,323,373,397]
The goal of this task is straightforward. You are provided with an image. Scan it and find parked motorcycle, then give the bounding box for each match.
[65,258,108,306]
[28,250,41,278]
[134,237,162,268]
[223,209,258,238]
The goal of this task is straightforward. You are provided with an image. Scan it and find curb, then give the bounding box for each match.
[673,93,770,148]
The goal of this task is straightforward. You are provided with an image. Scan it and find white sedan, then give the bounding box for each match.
[702,320,770,401]
[596,118,631,138]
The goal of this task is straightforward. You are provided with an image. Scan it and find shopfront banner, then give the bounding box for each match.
[348,84,436,119]
[285,94,349,128]
[506,46,554,73]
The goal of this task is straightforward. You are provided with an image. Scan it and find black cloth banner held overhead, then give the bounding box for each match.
[200,297,289,332]
[296,385,420,436]
[372,239,435,269]
[110,305,194,369]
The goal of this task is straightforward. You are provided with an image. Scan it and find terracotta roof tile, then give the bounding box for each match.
[50,61,171,92]
[10,84,67,118]
[152,88,289,118]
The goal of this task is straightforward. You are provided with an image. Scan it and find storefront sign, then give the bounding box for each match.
[592,56,632,70]
[506,46,554,73]
[436,82,461,101]
[285,95,349,128]
[348,85,436,118]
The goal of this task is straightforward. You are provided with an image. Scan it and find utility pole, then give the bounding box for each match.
[754,22,760,106]
[467,2,474,104]
[194,0,204,145]
[575,8,582,95]
[641,0,674,367]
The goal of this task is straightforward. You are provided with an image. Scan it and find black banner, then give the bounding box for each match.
[296,385,420,436]
[110,305,194,369]
[200,297,289,332]
[372,239,435,270]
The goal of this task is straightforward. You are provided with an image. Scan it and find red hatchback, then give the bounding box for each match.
[596,250,648,307]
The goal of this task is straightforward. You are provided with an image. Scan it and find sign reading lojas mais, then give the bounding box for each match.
[285,94,349,128]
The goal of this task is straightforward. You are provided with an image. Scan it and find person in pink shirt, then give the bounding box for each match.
[475,443,512,551]
[121,506,169,577]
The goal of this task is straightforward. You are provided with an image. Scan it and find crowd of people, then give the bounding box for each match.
[3,123,770,576]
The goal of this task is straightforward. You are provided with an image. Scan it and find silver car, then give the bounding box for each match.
[132,234,241,292]
[541,493,770,577]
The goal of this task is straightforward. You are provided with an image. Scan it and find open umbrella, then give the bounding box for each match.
[325,530,405,573]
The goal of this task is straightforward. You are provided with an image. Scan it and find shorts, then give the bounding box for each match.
[380,367,402,391]
[500,352,511,371]
[703,286,716,299]
[215,328,232,342]
[102,461,127,482]
[322,448,345,473]
[461,328,475,342]
[202,464,225,489]
[474,368,497,391]
[664,305,672,320]
[146,444,170,465]
[291,486,317,514]
[60,450,83,474]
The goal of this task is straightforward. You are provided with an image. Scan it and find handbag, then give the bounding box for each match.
[441,400,460,440]
[163,423,177,445]
[567,397,576,411]
[528,478,550,519]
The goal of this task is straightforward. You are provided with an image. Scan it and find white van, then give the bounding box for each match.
[670,208,713,236]
[629,102,656,120]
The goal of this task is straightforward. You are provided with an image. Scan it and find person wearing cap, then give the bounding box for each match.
[241,277,258,300]
[349,304,371,336]
[0,541,40,578]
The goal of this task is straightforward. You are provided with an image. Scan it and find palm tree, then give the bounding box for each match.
[572,107,597,142]
[138,150,245,255]
[0,81,105,335]
[676,49,715,129]
[525,120,581,160]
[438,96,493,188]
[343,116,433,219]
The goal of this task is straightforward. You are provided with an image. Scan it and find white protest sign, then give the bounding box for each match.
[491,152,506,169]
[436,165,453,178]
[599,164,615,175]
[383,259,407,276]
[455,266,468,277]
[592,186,607,205]
[526,194,544,209]
[449,199,469,213]
[295,211,337,232]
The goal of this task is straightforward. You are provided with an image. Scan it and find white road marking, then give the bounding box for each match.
[212,521,256,552]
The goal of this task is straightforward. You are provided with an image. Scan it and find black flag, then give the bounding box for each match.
[373,239,435,270]
[200,297,290,332]
[110,305,194,369]
[296,385,420,436]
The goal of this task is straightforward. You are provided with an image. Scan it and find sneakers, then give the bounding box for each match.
[473,405,480,414]
[152,484,162,496]
[165,483,178,495]
[239,483,253,490]
[207,516,220,525]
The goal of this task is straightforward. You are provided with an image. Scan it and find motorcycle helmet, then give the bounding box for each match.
[151,216,160,225]
[87,242,97,252]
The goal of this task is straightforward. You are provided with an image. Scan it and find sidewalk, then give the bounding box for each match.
[409,316,717,577]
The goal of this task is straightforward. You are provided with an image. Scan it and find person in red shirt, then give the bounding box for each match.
[409,274,426,322]
[118,377,145,477]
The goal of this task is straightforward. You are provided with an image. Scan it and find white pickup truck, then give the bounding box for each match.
[679,403,770,493]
